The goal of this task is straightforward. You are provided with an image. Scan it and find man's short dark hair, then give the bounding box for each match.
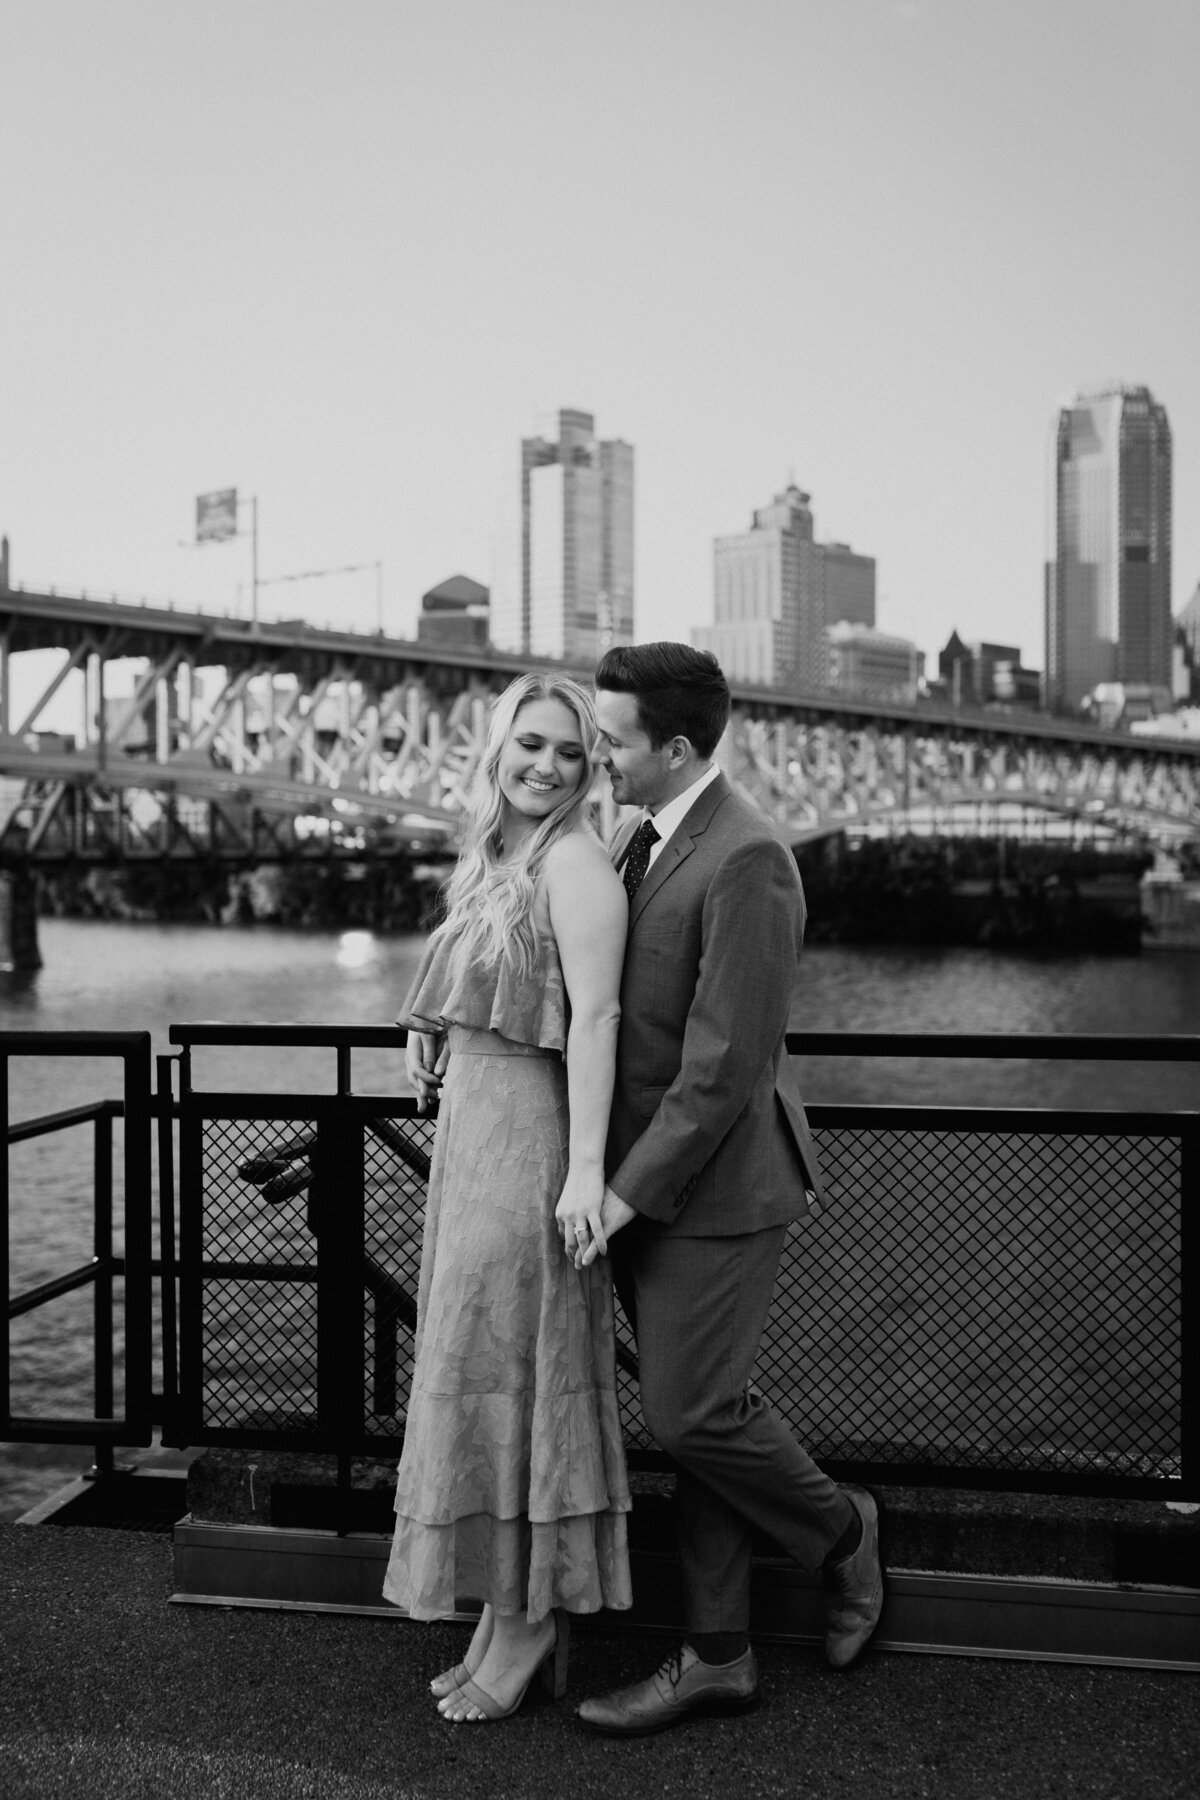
[594,642,731,758]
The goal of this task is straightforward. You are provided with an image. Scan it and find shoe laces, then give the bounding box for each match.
[822,1550,855,1596]
[655,1648,687,1691]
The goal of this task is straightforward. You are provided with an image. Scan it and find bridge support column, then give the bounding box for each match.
[85,653,106,768]
[155,677,172,763]
[177,662,195,747]
[0,866,41,970]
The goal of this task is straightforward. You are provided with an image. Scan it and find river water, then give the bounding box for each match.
[2,919,1198,1517]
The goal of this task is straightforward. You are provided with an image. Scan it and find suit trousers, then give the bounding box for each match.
[614,1224,854,1634]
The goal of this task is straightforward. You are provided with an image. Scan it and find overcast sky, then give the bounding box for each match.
[1,0,1196,673]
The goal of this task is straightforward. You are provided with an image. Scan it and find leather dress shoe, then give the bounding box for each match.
[823,1484,885,1668]
[577,1642,759,1737]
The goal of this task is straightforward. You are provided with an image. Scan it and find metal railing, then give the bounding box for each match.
[2,1032,154,1468]
[779,1033,1197,1496]
[4,1025,1197,1514]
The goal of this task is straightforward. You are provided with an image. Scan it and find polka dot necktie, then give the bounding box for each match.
[622,819,660,900]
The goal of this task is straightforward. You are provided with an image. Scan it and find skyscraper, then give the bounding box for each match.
[697,485,825,689]
[1046,385,1172,711]
[822,542,876,630]
[695,485,876,691]
[505,409,633,665]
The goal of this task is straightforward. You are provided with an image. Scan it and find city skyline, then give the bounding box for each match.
[1,2,1197,676]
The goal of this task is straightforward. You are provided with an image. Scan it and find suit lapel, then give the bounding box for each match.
[629,774,732,925]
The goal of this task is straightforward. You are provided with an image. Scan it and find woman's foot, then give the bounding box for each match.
[429,1604,494,1700]
[437,1610,563,1723]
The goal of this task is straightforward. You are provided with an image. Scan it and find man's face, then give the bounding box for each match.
[594,690,675,812]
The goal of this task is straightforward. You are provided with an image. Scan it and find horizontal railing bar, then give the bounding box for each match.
[787,1031,1200,1062]
[0,1031,152,1054]
[807,1104,1197,1132]
[168,1427,391,1454]
[180,1097,419,1119]
[8,1098,179,1140]
[8,1259,106,1317]
[1,1417,131,1442]
[170,1024,405,1048]
[7,1098,123,1143]
[816,1459,1188,1498]
[164,1022,1200,1062]
[199,1261,318,1282]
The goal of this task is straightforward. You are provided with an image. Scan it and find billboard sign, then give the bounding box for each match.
[196,488,239,542]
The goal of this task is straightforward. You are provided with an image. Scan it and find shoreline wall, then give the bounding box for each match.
[793,835,1152,953]
[18,836,1161,952]
[32,858,451,934]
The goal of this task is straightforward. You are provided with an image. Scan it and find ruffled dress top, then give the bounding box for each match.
[397,916,569,1053]
[384,920,633,1624]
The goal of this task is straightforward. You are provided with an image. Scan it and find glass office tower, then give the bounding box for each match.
[1046,385,1172,711]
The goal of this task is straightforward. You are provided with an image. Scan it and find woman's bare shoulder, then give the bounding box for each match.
[544,825,623,890]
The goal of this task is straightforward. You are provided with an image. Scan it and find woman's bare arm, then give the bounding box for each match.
[544,831,627,1263]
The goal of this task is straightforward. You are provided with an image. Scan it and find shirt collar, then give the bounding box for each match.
[646,761,722,849]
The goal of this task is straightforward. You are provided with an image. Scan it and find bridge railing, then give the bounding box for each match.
[3,1025,1196,1512]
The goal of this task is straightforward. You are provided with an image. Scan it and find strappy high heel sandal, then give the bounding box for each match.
[429,1606,494,1701]
[442,1610,570,1723]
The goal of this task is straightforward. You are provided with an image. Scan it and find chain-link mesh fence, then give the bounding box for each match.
[175,1067,1191,1494]
[769,1116,1183,1484]
[193,1117,320,1433]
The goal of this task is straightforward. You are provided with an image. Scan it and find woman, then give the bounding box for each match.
[384,672,632,1723]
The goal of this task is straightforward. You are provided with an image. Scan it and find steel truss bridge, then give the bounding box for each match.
[0,585,1197,863]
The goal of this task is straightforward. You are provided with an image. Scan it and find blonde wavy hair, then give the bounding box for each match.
[439,672,599,979]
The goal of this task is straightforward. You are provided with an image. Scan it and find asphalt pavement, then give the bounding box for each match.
[2,1523,1198,1800]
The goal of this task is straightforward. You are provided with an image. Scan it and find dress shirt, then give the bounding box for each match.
[642,761,723,874]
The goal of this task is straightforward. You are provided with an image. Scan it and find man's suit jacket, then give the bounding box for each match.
[607,772,826,1237]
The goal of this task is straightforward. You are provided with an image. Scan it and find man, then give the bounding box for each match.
[575,642,883,1738]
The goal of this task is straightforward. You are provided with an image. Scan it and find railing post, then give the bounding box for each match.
[1181,1117,1198,1498]
[91,1106,114,1478]
[311,1108,365,1535]
[156,1054,179,1436]
[1,1052,8,1427]
[122,1035,154,1442]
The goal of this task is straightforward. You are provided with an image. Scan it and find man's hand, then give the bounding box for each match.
[579,1185,637,1267]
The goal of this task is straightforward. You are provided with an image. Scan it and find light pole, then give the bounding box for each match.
[249,493,259,629]
[191,491,381,631]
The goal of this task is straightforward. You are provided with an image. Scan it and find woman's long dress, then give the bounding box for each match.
[383,924,632,1624]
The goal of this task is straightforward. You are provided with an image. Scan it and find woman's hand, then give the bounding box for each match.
[555,1165,607,1270]
[405,1030,448,1114]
